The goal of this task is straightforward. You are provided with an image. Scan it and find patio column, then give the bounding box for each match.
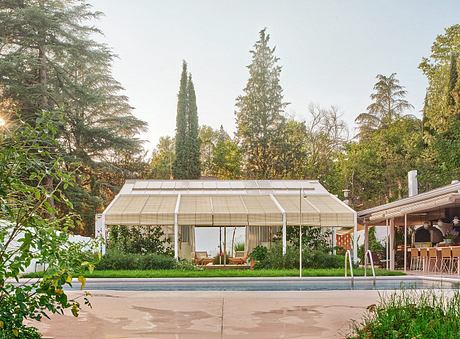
[174,194,181,261]
[353,212,358,264]
[404,214,408,272]
[223,226,227,266]
[389,218,395,270]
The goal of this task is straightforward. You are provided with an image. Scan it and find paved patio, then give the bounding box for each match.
[34,290,381,339]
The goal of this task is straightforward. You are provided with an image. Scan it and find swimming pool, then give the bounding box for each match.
[68,277,460,291]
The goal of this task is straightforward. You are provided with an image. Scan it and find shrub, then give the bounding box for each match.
[249,245,268,261]
[348,290,460,338]
[254,243,345,269]
[108,225,173,256]
[96,251,176,270]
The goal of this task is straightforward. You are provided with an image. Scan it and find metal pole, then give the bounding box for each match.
[299,188,302,278]
[364,224,369,271]
[386,218,389,270]
[224,226,227,267]
[404,214,408,272]
[219,226,222,265]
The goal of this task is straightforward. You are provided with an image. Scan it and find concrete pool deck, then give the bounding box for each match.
[35,290,382,338]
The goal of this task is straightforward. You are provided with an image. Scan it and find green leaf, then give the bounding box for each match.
[78,276,86,290]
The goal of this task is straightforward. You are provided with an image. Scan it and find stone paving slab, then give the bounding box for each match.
[34,290,381,339]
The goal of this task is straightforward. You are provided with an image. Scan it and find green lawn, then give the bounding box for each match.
[24,268,404,279]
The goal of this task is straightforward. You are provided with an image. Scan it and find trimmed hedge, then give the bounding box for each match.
[96,251,176,270]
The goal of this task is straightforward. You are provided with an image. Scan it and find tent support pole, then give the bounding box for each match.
[364,223,369,271]
[404,214,408,272]
[174,194,181,261]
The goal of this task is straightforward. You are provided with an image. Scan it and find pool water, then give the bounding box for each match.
[68,278,459,292]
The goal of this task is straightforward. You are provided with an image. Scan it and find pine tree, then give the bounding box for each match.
[173,61,189,179]
[235,28,287,179]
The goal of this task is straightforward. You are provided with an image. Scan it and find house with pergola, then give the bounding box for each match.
[96,179,357,261]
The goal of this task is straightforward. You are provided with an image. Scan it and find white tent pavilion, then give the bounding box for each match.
[96,180,357,261]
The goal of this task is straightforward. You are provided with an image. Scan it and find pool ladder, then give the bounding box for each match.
[364,250,376,281]
[345,250,376,285]
[344,250,354,283]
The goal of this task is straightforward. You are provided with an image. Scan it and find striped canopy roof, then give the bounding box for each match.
[103,180,355,227]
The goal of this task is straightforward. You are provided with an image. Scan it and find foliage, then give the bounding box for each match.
[107,225,173,256]
[419,24,460,186]
[235,28,288,179]
[0,113,95,337]
[355,73,414,139]
[255,243,344,269]
[234,242,245,251]
[211,137,242,179]
[0,0,147,235]
[358,227,385,263]
[348,290,460,338]
[95,250,177,270]
[149,136,175,179]
[249,245,269,262]
[173,61,201,179]
[340,116,424,208]
[275,226,333,252]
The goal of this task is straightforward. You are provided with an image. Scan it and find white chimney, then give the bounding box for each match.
[408,170,418,197]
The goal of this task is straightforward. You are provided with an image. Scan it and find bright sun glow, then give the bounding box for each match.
[0,117,6,127]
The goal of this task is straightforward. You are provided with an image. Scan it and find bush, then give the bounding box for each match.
[348,290,460,338]
[253,243,345,269]
[249,245,268,261]
[96,251,176,270]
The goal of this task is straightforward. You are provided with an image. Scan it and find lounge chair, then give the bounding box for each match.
[193,251,213,266]
[228,250,247,265]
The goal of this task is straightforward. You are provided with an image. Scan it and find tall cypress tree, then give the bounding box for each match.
[186,74,201,179]
[235,28,287,179]
[173,62,200,179]
[173,61,189,179]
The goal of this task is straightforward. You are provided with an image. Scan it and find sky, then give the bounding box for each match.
[89,0,459,253]
[90,0,460,152]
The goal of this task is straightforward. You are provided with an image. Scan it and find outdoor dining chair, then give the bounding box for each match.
[451,247,460,275]
[409,248,420,271]
[419,248,429,272]
[440,247,452,273]
[428,248,438,272]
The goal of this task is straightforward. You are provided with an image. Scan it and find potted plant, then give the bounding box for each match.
[444,230,458,244]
